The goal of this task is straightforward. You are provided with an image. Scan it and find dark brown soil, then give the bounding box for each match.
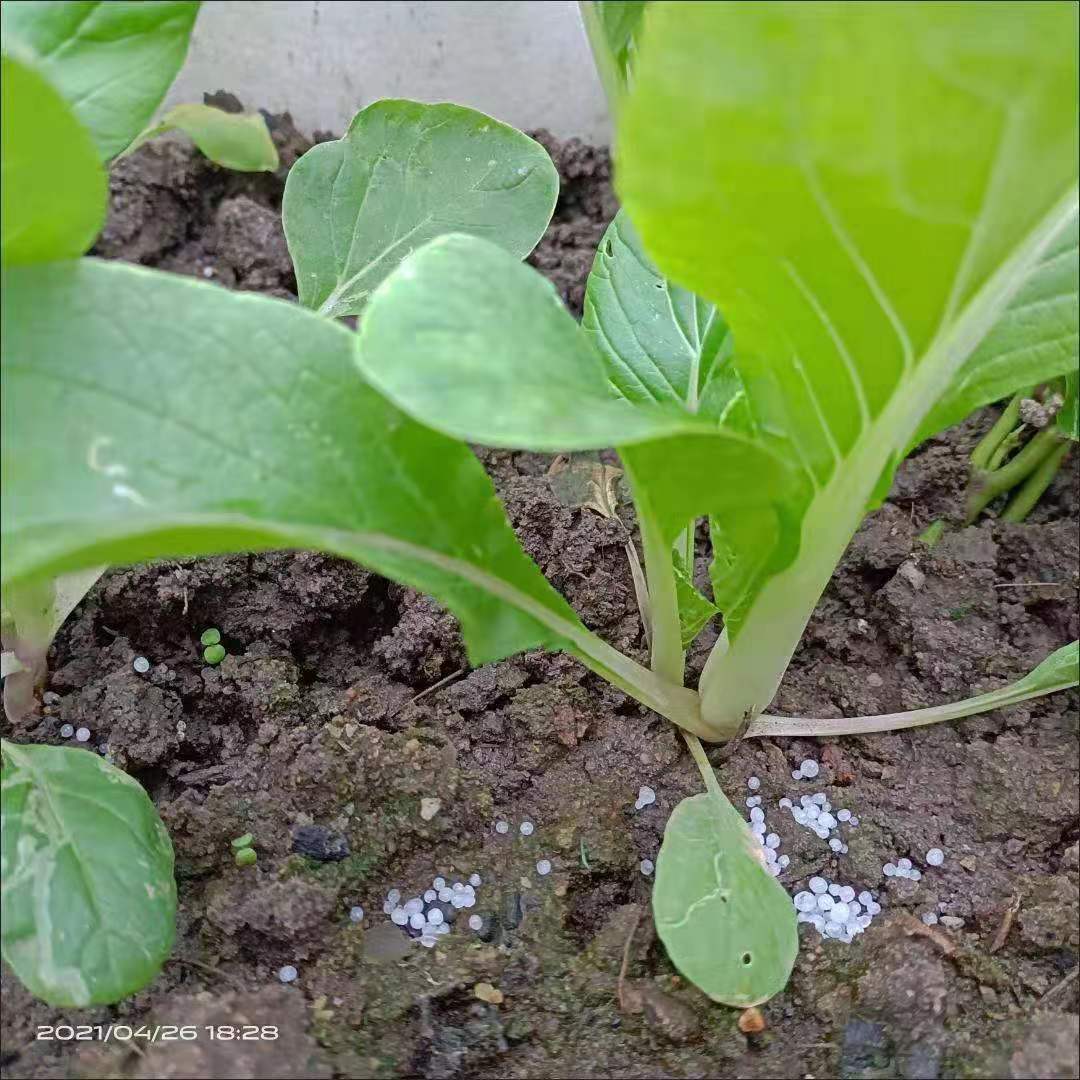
[2,115,1078,1080]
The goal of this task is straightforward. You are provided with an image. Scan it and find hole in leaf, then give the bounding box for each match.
[604,240,613,257]
[741,952,752,966]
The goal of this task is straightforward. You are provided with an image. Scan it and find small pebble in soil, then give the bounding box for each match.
[926,847,945,866]
[75,727,91,743]
[536,858,552,876]
[132,656,150,674]
[640,859,654,876]
[60,724,75,739]
[495,820,510,834]
[292,824,349,862]
[747,776,761,791]
[278,965,298,984]
[349,906,364,923]
[468,914,484,932]
[519,820,535,836]
[635,785,656,810]
[922,912,939,925]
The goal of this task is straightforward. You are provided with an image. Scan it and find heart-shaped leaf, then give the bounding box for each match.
[283,100,559,318]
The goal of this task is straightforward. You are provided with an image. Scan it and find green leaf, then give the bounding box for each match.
[283,100,560,318]
[654,791,798,1007]
[358,233,700,449]
[126,104,278,172]
[673,562,718,649]
[617,1,1078,732]
[0,741,176,1006]
[579,1,648,104]
[0,54,106,265]
[913,207,1079,447]
[1057,371,1079,441]
[583,209,731,416]
[1,259,697,727]
[1,0,200,160]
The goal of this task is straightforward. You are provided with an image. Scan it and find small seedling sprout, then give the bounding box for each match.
[200,627,221,647]
[203,643,226,665]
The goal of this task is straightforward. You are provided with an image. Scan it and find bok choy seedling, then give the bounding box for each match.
[2,0,1077,1014]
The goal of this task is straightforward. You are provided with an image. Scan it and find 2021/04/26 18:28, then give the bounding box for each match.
[36,1024,280,1041]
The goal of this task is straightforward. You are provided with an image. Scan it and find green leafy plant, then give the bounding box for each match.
[2,0,1078,1014]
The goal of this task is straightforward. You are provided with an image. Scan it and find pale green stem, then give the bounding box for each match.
[1000,440,1071,523]
[681,728,724,800]
[970,392,1024,470]
[747,673,1076,739]
[966,427,1066,523]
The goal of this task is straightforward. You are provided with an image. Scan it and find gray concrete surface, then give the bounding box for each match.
[166,1,611,142]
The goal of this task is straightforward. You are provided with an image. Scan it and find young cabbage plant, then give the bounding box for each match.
[345,1,1080,1001]
[3,1,1078,1013]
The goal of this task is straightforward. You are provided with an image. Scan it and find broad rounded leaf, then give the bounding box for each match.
[0,54,106,265]
[283,100,559,318]
[128,104,278,172]
[358,234,702,449]
[1,0,200,160]
[1,741,176,1006]
[584,209,732,416]
[0,259,695,727]
[654,792,798,1007]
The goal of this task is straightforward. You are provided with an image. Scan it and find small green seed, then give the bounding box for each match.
[200,628,222,647]
[203,643,226,665]
[230,833,253,850]
[234,847,257,867]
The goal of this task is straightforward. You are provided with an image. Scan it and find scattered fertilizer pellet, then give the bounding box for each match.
[640,859,654,876]
[837,809,851,822]
[926,847,945,866]
[469,873,482,887]
[809,876,829,894]
[278,965,298,984]
[409,912,426,930]
[495,821,510,834]
[745,795,762,808]
[468,914,483,932]
[404,897,424,915]
[427,908,444,926]
[883,863,897,877]
[423,889,437,903]
[635,785,657,810]
[75,727,91,743]
[778,855,790,868]
[387,888,401,904]
[750,807,765,824]
[519,820,535,836]
[133,656,150,673]
[432,878,445,890]
[922,912,939,925]
[60,723,74,739]
[390,908,408,926]
[778,797,793,809]
[747,776,761,791]
[897,857,912,871]
[536,859,552,876]
[349,906,364,923]
[793,758,820,780]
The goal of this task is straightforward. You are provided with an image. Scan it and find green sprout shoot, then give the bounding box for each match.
[200,627,221,646]
[203,643,226,665]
